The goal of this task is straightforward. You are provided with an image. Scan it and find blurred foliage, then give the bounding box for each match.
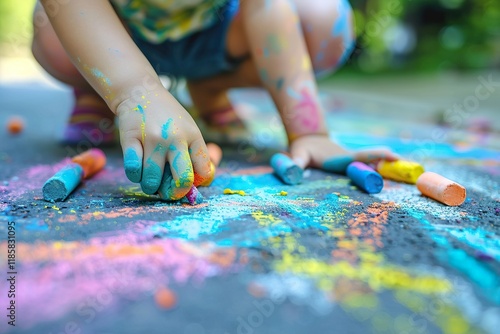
[0,0,498,72]
[0,0,36,56]
[347,0,500,73]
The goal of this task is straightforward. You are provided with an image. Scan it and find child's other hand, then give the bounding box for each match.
[289,134,400,171]
[116,90,212,200]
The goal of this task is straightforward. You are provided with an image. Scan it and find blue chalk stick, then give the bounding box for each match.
[346,162,383,194]
[323,155,354,174]
[270,153,303,185]
[42,163,84,202]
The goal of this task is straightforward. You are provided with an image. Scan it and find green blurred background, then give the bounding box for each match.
[348,0,499,73]
[1,0,498,74]
[0,0,34,57]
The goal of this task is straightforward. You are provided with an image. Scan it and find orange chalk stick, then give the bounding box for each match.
[7,116,24,134]
[207,142,223,167]
[154,287,177,309]
[71,148,106,179]
[416,172,466,206]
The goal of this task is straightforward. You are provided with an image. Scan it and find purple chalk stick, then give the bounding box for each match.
[475,251,494,261]
[180,186,204,205]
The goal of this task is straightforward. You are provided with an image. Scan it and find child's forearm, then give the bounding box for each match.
[241,0,328,141]
[40,0,163,113]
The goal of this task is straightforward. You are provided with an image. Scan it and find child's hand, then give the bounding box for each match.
[117,90,212,200]
[289,134,400,171]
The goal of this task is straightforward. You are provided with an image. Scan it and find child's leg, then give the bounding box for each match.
[32,1,115,145]
[187,0,353,137]
[240,0,354,140]
[184,11,259,137]
[293,0,355,77]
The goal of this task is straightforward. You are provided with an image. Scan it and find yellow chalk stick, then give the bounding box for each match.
[377,160,424,184]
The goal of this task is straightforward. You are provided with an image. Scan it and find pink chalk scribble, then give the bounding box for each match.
[0,159,71,202]
[9,231,240,330]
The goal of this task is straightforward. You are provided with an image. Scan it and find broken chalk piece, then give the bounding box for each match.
[346,162,384,194]
[180,186,204,205]
[223,189,246,196]
[270,153,303,185]
[377,160,424,184]
[323,155,354,174]
[71,148,106,179]
[416,172,466,206]
[42,163,84,202]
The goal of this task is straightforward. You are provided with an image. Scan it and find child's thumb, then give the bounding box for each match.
[290,146,310,170]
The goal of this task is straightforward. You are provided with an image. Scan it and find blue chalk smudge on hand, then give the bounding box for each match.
[161,118,173,140]
[141,158,162,194]
[124,148,142,183]
[153,143,167,155]
[158,167,175,200]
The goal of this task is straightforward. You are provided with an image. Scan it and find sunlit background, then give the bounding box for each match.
[349,0,499,72]
[1,0,499,131]
[2,0,499,78]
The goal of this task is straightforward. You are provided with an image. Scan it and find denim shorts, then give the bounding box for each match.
[129,0,242,80]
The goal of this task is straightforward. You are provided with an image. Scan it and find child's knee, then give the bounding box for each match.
[311,0,355,77]
[31,9,79,78]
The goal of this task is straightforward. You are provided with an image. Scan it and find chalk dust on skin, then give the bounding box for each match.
[123,148,142,183]
[134,104,147,143]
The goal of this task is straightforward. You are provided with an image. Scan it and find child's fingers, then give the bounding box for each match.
[354,147,401,163]
[118,111,145,183]
[140,140,168,195]
[206,142,223,167]
[121,139,144,183]
[190,139,213,187]
[157,167,174,200]
[158,142,194,200]
[290,145,311,169]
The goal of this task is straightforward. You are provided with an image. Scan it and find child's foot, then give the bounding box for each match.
[186,105,250,144]
[62,89,117,146]
[185,83,250,144]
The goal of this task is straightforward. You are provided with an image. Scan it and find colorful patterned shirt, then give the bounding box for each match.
[111,0,231,43]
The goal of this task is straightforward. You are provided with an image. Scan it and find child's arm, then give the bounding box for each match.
[240,0,399,169]
[40,0,212,199]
